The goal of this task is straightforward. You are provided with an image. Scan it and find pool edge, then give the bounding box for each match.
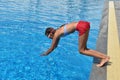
[90,1,120,80]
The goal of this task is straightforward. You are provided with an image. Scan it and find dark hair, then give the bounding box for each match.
[45,27,53,36]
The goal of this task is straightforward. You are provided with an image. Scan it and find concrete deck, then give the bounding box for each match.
[90,1,120,80]
[115,1,120,44]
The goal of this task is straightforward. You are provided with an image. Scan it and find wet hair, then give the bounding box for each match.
[45,27,54,37]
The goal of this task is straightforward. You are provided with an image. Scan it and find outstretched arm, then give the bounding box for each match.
[41,35,60,56]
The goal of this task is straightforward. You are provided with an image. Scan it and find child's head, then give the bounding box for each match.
[45,27,55,39]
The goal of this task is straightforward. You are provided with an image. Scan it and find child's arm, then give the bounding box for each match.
[41,34,60,56]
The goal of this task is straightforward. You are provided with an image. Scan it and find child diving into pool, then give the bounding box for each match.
[41,20,110,67]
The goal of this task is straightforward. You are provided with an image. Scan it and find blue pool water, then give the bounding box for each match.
[0,0,105,80]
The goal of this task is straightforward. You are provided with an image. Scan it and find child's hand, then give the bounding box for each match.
[40,53,48,56]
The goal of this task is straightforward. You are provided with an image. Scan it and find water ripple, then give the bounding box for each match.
[0,0,104,80]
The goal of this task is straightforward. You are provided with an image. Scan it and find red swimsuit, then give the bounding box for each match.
[76,21,90,36]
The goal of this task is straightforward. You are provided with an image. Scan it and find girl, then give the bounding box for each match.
[41,20,110,67]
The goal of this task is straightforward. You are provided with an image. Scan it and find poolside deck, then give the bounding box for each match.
[90,1,120,80]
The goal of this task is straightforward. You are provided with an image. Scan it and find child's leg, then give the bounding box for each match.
[78,29,110,67]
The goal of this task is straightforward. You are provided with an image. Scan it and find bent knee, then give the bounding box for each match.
[79,49,85,54]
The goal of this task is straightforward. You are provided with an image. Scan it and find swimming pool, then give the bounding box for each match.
[0,0,104,80]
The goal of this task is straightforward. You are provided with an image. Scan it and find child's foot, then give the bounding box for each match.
[96,56,110,67]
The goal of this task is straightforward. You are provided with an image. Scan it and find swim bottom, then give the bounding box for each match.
[76,21,90,36]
